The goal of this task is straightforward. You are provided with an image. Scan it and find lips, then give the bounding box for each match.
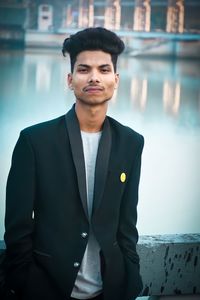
[83,86,104,92]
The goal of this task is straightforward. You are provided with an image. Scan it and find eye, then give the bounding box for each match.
[101,68,110,73]
[78,68,88,73]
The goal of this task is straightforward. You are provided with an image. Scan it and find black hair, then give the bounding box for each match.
[62,27,125,72]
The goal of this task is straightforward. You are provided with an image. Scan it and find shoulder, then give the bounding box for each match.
[21,115,65,138]
[107,116,144,145]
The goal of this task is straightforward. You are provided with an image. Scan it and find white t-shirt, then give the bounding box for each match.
[71,131,102,299]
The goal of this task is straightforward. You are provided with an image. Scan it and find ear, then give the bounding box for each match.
[114,73,119,89]
[67,73,73,89]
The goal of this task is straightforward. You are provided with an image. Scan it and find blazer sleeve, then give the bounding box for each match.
[118,135,144,299]
[4,130,35,295]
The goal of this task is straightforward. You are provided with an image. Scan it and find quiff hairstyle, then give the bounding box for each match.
[62,27,125,72]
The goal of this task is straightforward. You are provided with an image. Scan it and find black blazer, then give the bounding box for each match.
[4,105,144,300]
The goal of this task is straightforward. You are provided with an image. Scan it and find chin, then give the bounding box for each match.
[77,97,111,106]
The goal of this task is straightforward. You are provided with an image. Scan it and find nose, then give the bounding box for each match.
[88,70,100,83]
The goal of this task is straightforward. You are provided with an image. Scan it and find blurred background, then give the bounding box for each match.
[0,0,200,241]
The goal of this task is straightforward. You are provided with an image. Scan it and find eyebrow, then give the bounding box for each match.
[77,64,112,68]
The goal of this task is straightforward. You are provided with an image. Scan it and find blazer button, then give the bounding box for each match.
[81,232,88,238]
[74,262,80,268]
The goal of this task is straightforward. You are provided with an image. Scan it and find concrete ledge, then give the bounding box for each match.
[138,234,200,296]
[1,234,200,297]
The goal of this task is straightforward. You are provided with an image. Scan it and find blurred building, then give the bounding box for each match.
[166,0,184,33]
[0,0,27,47]
[0,0,200,33]
[0,0,27,26]
[133,0,151,32]
[0,0,200,49]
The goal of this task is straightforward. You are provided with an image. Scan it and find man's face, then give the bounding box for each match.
[67,50,119,106]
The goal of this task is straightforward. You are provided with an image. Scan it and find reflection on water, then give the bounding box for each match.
[0,50,200,239]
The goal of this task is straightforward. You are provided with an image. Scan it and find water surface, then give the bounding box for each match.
[0,50,200,239]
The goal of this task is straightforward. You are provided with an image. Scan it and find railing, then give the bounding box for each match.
[57,28,200,41]
[1,234,200,298]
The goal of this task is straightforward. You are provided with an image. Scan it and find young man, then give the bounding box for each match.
[4,27,144,300]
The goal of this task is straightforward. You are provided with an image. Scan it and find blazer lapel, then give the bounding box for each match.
[65,106,89,220]
[92,117,112,216]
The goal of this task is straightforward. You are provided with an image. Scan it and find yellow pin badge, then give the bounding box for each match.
[120,172,126,183]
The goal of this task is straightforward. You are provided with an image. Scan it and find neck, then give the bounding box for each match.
[75,101,108,132]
